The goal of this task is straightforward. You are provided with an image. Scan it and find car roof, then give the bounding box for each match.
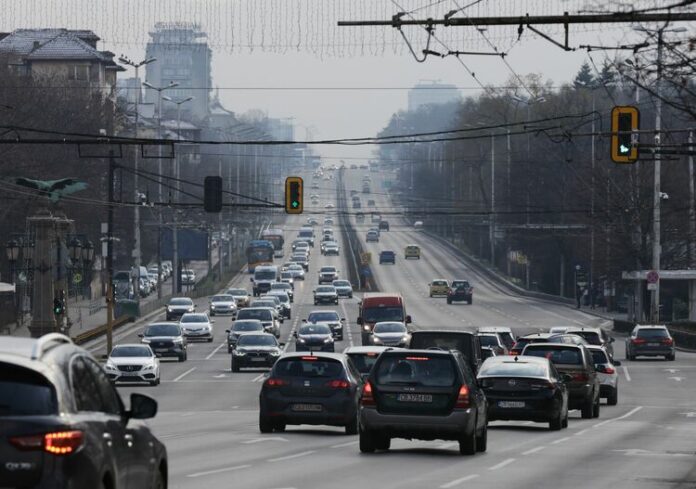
[636,324,668,329]
[279,351,346,362]
[146,321,181,327]
[566,327,602,333]
[308,309,339,315]
[520,332,553,339]
[484,355,549,365]
[343,346,402,354]
[411,329,475,337]
[112,343,150,349]
[478,327,512,333]
[523,342,583,351]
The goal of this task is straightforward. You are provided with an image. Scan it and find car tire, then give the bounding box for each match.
[359,428,376,453]
[562,409,569,428]
[592,395,601,418]
[150,378,160,386]
[550,411,564,430]
[259,415,274,434]
[152,469,165,489]
[468,299,473,305]
[274,422,286,432]
[345,416,358,435]
[667,353,676,361]
[447,299,452,304]
[179,353,186,362]
[375,433,390,451]
[231,360,240,373]
[459,429,477,455]
[314,301,318,306]
[349,294,353,299]
[208,338,214,343]
[581,398,593,419]
[608,387,618,406]
[476,424,487,452]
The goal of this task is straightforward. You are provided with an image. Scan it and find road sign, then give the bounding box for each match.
[647,282,658,291]
[72,272,83,285]
[646,270,659,284]
[576,269,588,287]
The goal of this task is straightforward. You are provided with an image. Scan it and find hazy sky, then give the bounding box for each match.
[1,0,687,161]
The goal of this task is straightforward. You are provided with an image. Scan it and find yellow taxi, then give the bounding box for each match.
[404,244,421,260]
[429,279,450,297]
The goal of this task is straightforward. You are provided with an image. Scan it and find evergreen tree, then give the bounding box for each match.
[573,61,595,89]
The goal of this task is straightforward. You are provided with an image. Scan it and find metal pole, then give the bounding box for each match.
[172,103,180,296]
[590,93,596,295]
[133,65,141,289]
[106,150,115,354]
[688,130,695,267]
[650,30,664,323]
[156,89,163,299]
[490,132,495,266]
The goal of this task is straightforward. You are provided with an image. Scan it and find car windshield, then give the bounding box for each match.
[375,355,456,387]
[281,273,293,279]
[478,335,499,347]
[212,295,234,302]
[0,365,58,415]
[363,307,403,323]
[228,289,247,296]
[289,265,303,271]
[275,358,343,378]
[524,346,583,365]
[269,292,288,301]
[590,349,609,365]
[320,267,336,273]
[238,310,271,321]
[253,301,275,308]
[255,271,276,280]
[381,251,394,256]
[144,324,180,336]
[272,283,290,289]
[333,281,350,287]
[291,257,305,263]
[238,335,277,347]
[308,312,339,322]
[299,324,332,335]
[567,331,601,345]
[374,322,406,333]
[181,315,208,323]
[234,321,264,331]
[432,281,447,286]
[637,328,670,338]
[111,346,151,357]
[315,287,335,294]
[170,298,192,306]
[478,361,548,378]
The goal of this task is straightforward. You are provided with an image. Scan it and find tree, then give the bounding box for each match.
[573,62,595,89]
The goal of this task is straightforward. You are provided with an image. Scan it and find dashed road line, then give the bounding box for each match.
[592,406,642,428]
[522,446,545,455]
[575,429,589,436]
[488,458,516,470]
[331,440,359,448]
[622,366,631,382]
[205,342,226,360]
[187,464,252,478]
[268,450,316,462]
[172,367,196,382]
[440,474,480,488]
[550,437,570,445]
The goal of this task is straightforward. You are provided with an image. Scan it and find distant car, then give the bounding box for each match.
[231,333,282,372]
[325,203,335,209]
[179,313,215,342]
[270,281,294,302]
[478,356,569,430]
[448,280,473,304]
[105,344,161,386]
[324,217,334,225]
[566,327,616,359]
[227,288,251,308]
[549,326,571,335]
[181,269,196,285]
[359,349,488,454]
[366,230,379,242]
[404,244,421,259]
[371,322,410,347]
[166,297,195,321]
[279,271,295,288]
[428,279,449,297]
[343,345,399,377]
[586,345,621,405]
[307,217,319,226]
[332,279,353,298]
[139,322,187,361]
[250,298,284,320]
[226,319,265,352]
[314,285,339,305]
[547,333,589,346]
[409,330,482,375]
[265,291,292,319]
[287,263,306,280]
[625,325,675,360]
[209,294,238,317]
[477,333,508,355]
[318,266,339,284]
[379,220,390,231]
[294,323,335,352]
[356,212,365,222]
[477,327,515,350]
[259,352,361,434]
[306,310,345,340]
[237,307,281,338]
[323,242,340,256]
[379,250,395,264]
[290,255,309,271]
[509,333,555,356]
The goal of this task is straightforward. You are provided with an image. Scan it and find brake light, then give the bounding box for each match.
[661,338,674,346]
[455,385,470,409]
[361,381,376,406]
[11,430,84,455]
[530,381,554,390]
[631,338,646,344]
[405,356,430,361]
[326,379,350,389]
[603,367,615,374]
[265,378,289,387]
[572,373,589,382]
[301,356,318,361]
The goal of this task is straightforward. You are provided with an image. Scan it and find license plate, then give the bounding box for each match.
[292,403,323,412]
[121,371,139,376]
[397,393,433,403]
[251,357,266,362]
[155,348,169,353]
[498,401,525,408]
[647,343,660,347]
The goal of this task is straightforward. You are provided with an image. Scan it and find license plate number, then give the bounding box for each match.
[397,393,432,403]
[155,348,169,353]
[292,404,323,412]
[647,343,660,347]
[498,401,525,408]
[251,357,266,362]
[121,371,139,376]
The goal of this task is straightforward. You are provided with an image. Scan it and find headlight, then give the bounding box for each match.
[297,337,306,343]
[373,337,382,344]
[166,306,172,312]
[324,337,332,343]
[233,350,246,356]
[270,350,281,356]
[141,338,151,343]
[173,337,183,344]
[188,307,194,312]
[363,325,370,331]
[210,304,217,309]
[105,362,117,371]
[142,364,154,371]
[402,335,410,342]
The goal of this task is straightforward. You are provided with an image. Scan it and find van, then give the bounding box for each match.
[409,330,482,374]
[251,265,279,296]
[297,228,315,247]
[357,293,411,345]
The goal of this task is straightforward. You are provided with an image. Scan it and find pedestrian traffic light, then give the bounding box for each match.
[285,176,303,214]
[204,176,223,213]
[53,296,64,316]
[610,106,639,164]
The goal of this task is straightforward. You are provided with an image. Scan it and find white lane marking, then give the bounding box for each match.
[251,373,266,383]
[550,437,570,445]
[187,464,252,478]
[172,367,196,382]
[331,440,359,448]
[205,342,226,360]
[242,437,288,444]
[268,450,316,463]
[488,458,516,470]
[213,374,226,378]
[440,474,480,488]
[522,446,545,455]
[592,406,643,428]
[668,376,685,382]
[575,429,589,436]
[664,368,680,374]
[622,366,631,382]
[437,442,458,449]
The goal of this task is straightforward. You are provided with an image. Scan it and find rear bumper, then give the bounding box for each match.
[360,407,475,440]
[295,343,334,352]
[233,355,278,368]
[261,394,356,426]
[314,296,338,304]
[567,384,594,407]
[486,395,562,422]
[448,294,472,301]
[631,346,674,356]
[599,384,616,397]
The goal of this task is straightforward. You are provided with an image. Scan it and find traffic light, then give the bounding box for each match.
[53,296,64,316]
[285,176,303,214]
[610,106,639,164]
[204,176,223,213]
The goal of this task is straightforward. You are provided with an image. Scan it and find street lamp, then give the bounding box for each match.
[82,240,94,263]
[5,239,19,263]
[69,238,82,263]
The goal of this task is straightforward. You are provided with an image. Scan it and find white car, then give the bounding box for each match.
[104,344,161,386]
[477,327,515,351]
[279,271,295,288]
[287,263,305,280]
[586,345,620,405]
[179,313,215,342]
[209,294,238,317]
[548,326,571,335]
[371,322,411,347]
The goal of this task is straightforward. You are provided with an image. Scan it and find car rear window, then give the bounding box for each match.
[637,328,670,339]
[409,333,473,358]
[0,364,57,415]
[478,335,499,347]
[524,346,583,365]
[590,349,609,365]
[375,355,457,387]
[347,353,380,375]
[478,361,548,378]
[569,331,602,345]
[275,358,343,377]
[234,321,263,331]
[238,309,271,321]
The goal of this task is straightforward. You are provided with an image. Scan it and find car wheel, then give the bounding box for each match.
[607,387,618,406]
[349,294,353,299]
[562,409,569,428]
[314,301,318,305]
[375,433,390,450]
[667,353,676,361]
[259,415,274,434]
[152,469,165,489]
[150,378,159,386]
[549,411,563,430]
[231,359,240,373]
[581,398,593,419]
[592,395,601,418]
[274,422,286,432]
[476,424,487,452]
[345,416,358,435]
[459,429,477,455]
[468,299,473,305]
[447,299,452,304]
[359,428,376,453]
[179,353,186,362]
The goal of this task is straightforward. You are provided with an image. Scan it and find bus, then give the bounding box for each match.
[246,240,275,273]
[261,228,285,258]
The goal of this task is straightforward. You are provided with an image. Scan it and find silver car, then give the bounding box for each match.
[332,279,353,298]
[270,281,294,302]
[371,321,411,347]
[586,345,620,405]
[179,313,215,342]
[266,291,292,319]
[209,294,238,317]
[287,263,305,280]
[227,288,251,308]
[104,344,161,385]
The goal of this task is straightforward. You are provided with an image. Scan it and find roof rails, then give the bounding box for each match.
[30,333,73,360]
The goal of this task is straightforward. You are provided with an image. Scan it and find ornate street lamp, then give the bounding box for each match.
[21,239,34,262]
[82,241,94,264]
[69,238,82,263]
[5,239,19,263]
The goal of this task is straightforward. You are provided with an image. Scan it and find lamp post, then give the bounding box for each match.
[81,240,94,299]
[5,239,19,322]
[68,237,82,300]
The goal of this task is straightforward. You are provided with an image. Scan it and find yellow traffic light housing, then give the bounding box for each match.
[285,176,303,214]
[610,106,639,164]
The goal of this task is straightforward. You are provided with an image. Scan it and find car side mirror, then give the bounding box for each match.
[302,319,307,322]
[225,329,230,333]
[613,360,622,366]
[210,320,216,324]
[594,364,606,374]
[405,315,412,324]
[250,278,254,282]
[128,393,158,420]
[193,305,197,309]
[137,333,143,338]
[279,342,286,347]
[293,331,298,338]
[357,317,363,325]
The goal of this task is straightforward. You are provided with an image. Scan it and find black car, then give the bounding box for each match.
[626,325,676,361]
[522,343,601,419]
[231,333,282,371]
[477,356,570,430]
[259,352,362,434]
[447,280,473,304]
[226,319,265,352]
[165,296,195,321]
[509,333,555,356]
[379,220,390,231]
[379,250,396,264]
[409,330,482,375]
[294,323,335,352]
[359,349,488,455]
[0,334,167,489]
[139,322,187,361]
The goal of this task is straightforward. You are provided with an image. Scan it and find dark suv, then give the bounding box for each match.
[359,349,488,455]
[626,325,675,361]
[522,343,601,419]
[379,250,396,264]
[447,280,473,304]
[0,334,167,489]
[409,330,482,374]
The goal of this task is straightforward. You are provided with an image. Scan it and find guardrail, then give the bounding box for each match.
[72,315,131,345]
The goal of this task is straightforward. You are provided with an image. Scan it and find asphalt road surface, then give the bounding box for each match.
[93,169,696,489]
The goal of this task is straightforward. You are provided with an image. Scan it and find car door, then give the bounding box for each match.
[70,356,129,489]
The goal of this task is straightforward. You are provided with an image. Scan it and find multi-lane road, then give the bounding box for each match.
[93,168,696,489]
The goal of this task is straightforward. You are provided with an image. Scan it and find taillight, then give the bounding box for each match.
[572,373,589,382]
[661,338,673,346]
[509,350,520,356]
[631,338,646,344]
[265,378,288,388]
[10,430,84,456]
[326,379,350,389]
[603,367,615,374]
[455,385,470,409]
[361,381,375,406]
[530,381,554,390]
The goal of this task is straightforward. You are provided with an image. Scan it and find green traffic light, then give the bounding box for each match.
[292,201,299,208]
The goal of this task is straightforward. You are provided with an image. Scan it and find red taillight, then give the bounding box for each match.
[11,430,84,456]
[631,338,646,345]
[530,381,554,390]
[326,379,350,389]
[455,385,470,409]
[661,338,674,346]
[572,373,589,382]
[265,378,288,387]
[603,367,615,374]
[361,381,375,406]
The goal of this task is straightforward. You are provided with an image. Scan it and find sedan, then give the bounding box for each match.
[323,242,340,256]
[209,294,238,317]
[265,291,292,319]
[104,344,161,386]
[287,264,305,280]
[226,319,265,352]
[231,333,283,371]
[318,266,339,284]
[290,255,309,271]
[139,322,187,361]
[379,250,395,264]
[227,288,251,308]
[294,323,335,352]
[306,310,345,340]
[477,356,569,430]
[371,321,411,347]
[165,296,195,321]
[179,313,215,342]
[314,285,339,305]
[270,281,294,302]
[332,279,353,298]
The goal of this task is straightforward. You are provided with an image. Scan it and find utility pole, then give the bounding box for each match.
[506,128,511,277]
[688,130,695,267]
[590,93,596,298]
[106,150,115,355]
[650,29,664,323]
[489,132,495,267]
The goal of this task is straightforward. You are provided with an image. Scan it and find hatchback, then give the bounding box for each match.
[429,279,450,297]
[625,325,675,361]
[586,345,621,405]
